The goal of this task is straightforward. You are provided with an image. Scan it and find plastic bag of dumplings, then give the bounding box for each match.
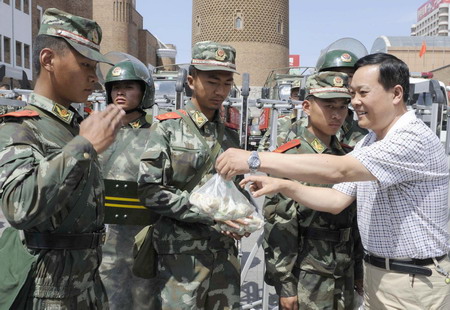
[189,174,264,234]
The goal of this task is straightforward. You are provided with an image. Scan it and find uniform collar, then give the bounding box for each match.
[300,126,342,154]
[29,93,81,125]
[185,100,221,129]
[126,113,149,129]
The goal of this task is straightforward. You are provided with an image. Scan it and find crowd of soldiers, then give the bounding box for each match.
[0,6,449,310]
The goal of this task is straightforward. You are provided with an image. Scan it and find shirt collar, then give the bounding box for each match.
[185,100,221,129]
[127,113,149,129]
[384,110,416,139]
[29,93,81,125]
[300,126,341,154]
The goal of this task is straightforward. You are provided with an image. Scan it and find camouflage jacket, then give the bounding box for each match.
[99,113,150,181]
[337,110,368,147]
[258,113,297,152]
[0,93,104,298]
[263,122,363,297]
[138,100,241,254]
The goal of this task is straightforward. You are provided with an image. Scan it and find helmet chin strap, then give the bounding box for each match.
[125,108,144,115]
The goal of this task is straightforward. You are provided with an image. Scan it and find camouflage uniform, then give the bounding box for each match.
[138,100,242,310]
[264,125,363,310]
[316,46,369,147]
[263,72,364,310]
[99,115,154,310]
[0,8,112,309]
[338,109,368,147]
[98,58,156,309]
[257,113,297,152]
[0,94,108,308]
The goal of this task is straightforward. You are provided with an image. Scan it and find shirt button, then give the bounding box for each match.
[83,152,90,159]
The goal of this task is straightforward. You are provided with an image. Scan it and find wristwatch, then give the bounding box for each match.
[247,151,261,174]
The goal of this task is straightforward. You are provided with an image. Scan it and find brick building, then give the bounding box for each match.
[192,0,289,87]
[1,0,175,87]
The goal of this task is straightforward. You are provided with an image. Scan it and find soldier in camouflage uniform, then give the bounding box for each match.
[316,49,368,147]
[138,41,249,310]
[263,72,364,310]
[0,8,126,309]
[98,59,156,309]
[258,79,303,152]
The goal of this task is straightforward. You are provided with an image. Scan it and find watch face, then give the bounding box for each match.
[248,153,261,169]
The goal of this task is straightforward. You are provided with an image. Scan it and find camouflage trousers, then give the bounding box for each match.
[150,250,240,310]
[296,269,356,310]
[100,224,155,310]
[23,280,108,310]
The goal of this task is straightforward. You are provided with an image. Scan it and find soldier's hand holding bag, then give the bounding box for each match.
[189,174,264,234]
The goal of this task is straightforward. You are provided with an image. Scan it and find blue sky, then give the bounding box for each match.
[137,0,427,67]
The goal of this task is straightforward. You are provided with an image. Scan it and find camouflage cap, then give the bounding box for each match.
[191,41,238,73]
[38,8,111,64]
[291,79,301,90]
[305,71,351,99]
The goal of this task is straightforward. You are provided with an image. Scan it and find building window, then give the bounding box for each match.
[277,15,284,34]
[0,36,2,62]
[16,41,22,67]
[15,0,20,11]
[4,37,11,64]
[37,5,43,28]
[23,0,29,14]
[234,10,243,30]
[3,0,10,5]
[24,44,30,69]
[195,16,201,35]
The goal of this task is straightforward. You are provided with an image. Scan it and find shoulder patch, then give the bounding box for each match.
[340,142,354,150]
[156,110,187,121]
[273,139,301,153]
[0,110,39,118]
[340,142,354,153]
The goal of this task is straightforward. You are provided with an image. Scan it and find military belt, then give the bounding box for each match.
[363,253,447,276]
[301,227,351,243]
[24,228,106,250]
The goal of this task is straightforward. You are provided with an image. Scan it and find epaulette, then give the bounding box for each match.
[156,110,187,121]
[340,142,354,151]
[273,139,301,153]
[0,110,39,118]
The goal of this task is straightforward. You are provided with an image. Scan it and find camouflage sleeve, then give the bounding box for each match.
[352,207,364,281]
[263,193,299,297]
[0,122,96,230]
[257,130,271,152]
[137,122,214,225]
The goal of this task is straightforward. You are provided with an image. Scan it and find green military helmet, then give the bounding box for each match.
[316,49,359,72]
[105,59,155,109]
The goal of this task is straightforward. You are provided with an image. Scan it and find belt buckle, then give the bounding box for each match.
[100,232,106,245]
[339,228,351,242]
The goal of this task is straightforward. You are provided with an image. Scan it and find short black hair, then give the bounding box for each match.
[0,83,11,90]
[188,65,198,78]
[33,34,70,76]
[354,53,410,103]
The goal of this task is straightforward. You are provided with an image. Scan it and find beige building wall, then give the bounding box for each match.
[387,46,450,73]
[192,0,289,86]
[431,64,450,86]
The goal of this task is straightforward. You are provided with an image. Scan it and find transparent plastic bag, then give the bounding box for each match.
[189,174,264,233]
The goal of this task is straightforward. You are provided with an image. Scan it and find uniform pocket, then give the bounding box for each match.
[170,146,206,185]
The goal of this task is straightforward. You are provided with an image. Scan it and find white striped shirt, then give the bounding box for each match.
[334,111,450,259]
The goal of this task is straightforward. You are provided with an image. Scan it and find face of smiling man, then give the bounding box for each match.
[350,64,406,140]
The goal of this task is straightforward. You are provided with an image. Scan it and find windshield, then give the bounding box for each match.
[154,80,177,98]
